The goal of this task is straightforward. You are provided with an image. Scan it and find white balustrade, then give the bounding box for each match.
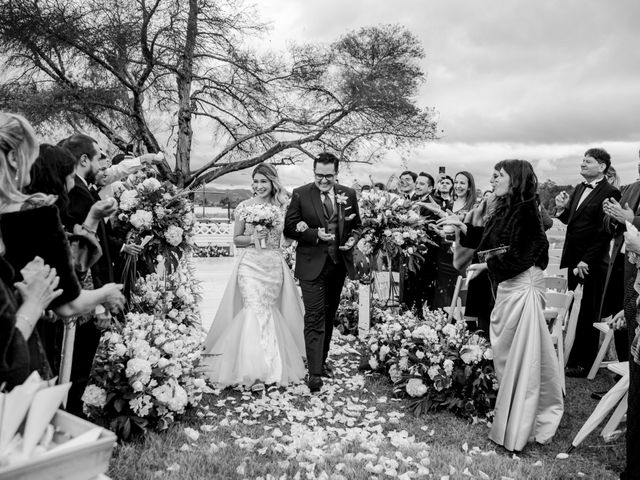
[192,220,236,255]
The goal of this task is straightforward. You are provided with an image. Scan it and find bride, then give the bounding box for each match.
[202,163,306,390]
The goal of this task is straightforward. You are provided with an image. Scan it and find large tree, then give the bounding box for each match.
[0,0,438,187]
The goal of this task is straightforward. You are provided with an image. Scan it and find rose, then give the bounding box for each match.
[119,190,139,211]
[165,225,184,246]
[141,177,162,192]
[460,344,484,365]
[130,209,153,230]
[406,378,428,397]
[82,385,108,409]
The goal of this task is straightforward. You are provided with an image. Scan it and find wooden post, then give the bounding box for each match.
[358,282,371,337]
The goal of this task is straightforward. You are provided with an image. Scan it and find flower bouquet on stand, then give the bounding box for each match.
[237,203,282,248]
[111,170,196,281]
[356,190,434,306]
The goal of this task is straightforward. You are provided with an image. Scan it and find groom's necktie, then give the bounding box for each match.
[322,192,334,220]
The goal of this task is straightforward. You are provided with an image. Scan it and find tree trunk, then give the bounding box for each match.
[174,0,199,188]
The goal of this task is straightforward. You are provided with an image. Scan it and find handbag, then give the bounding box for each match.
[476,245,509,263]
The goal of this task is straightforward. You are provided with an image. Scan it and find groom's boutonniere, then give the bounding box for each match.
[336,192,348,206]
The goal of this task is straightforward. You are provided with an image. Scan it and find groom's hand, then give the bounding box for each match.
[339,237,356,251]
[317,228,335,242]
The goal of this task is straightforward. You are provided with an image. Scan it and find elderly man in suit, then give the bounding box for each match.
[555,148,620,377]
[284,153,361,392]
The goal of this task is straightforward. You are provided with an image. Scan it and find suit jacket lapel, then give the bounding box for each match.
[571,180,605,221]
[310,184,326,228]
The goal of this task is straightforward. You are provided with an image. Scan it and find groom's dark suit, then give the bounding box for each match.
[557,178,620,371]
[284,183,361,376]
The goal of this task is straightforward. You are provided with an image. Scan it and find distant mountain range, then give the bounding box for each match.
[192,186,252,206]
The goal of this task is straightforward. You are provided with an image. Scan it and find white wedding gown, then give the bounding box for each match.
[202,201,306,387]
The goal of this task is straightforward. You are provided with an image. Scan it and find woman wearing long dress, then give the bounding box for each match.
[202,163,305,390]
[440,159,563,452]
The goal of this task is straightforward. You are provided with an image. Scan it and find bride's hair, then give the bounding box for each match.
[0,112,53,209]
[252,163,288,206]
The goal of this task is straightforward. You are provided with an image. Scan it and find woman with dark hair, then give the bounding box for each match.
[452,171,477,214]
[203,163,305,390]
[440,159,563,452]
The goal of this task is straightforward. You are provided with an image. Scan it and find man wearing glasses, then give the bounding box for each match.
[284,153,362,392]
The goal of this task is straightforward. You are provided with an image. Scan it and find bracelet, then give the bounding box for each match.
[81,223,97,235]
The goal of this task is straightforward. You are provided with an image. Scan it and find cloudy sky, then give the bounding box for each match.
[203,0,640,190]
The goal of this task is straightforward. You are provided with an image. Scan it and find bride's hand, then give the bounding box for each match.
[252,226,268,241]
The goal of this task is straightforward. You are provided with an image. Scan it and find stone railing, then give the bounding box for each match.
[192,220,236,255]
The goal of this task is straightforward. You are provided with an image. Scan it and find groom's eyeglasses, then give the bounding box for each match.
[314,173,335,181]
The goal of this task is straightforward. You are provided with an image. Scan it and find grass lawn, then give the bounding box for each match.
[108,334,625,480]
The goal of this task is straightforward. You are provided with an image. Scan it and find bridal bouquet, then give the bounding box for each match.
[366,308,498,421]
[111,170,195,274]
[357,190,432,273]
[237,202,282,248]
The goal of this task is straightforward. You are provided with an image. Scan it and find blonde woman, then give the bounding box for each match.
[203,163,305,390]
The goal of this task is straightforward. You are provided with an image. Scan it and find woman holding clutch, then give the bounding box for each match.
[439,159,563,452]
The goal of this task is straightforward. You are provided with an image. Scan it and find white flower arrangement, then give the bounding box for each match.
[84,259,206,438]
[84,309,207,437]
[357,190,433,273]
[111,169,195,274]
[365,307,498,420]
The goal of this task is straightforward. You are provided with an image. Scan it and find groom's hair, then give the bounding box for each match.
[314,152,339,171]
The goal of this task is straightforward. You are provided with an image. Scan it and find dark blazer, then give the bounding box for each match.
[284,183,362,281]
[602,181,640,300]
[463,198,549,284]
[557,179,620,270]
[67,175,114,286]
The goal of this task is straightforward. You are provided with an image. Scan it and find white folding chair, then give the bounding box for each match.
[545,290,575,395]
[568,362,629,452]
[444,275,467,323]
[587,320,617,380]
[544,276,568,292]
[563,284,583,365]
[545,263,568,278]
[548,248,563,260]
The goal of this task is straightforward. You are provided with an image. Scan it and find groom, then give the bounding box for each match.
[284,153,361,392]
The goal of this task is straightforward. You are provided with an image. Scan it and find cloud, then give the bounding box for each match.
[200,0,640,189]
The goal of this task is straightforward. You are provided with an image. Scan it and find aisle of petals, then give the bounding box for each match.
[174,335,505,479]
